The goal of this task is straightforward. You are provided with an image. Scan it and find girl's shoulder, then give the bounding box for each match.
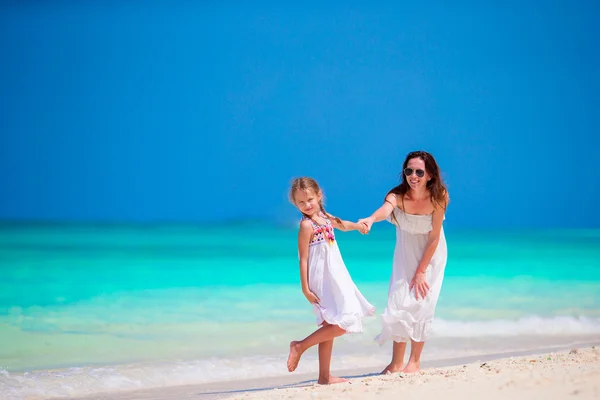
[298,219,314,240]
[299,219,313,229]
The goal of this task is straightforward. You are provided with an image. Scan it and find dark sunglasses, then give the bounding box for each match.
[404,168,425,178]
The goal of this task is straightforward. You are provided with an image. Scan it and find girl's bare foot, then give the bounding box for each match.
[318,376,349,385]
[381,363,403,374]
[402,361,420,373]
[287,341,302,372]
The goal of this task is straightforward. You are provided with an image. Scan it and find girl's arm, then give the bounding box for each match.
[298,220,319,304]
[410,192,449,299]
[329,218,364,232]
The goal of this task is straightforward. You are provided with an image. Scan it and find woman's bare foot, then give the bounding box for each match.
[402,361,420,373]
[381,363,403,374]
[287,341,303,372]
[318,376,349,385]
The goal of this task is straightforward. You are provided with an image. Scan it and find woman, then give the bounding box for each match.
[359,150,448,374]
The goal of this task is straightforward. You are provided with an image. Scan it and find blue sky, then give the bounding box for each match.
[1,1,598,227]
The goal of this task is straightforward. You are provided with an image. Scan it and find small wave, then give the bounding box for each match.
[433,316,600,337]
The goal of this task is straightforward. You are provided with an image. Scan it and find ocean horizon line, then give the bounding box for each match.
[0,218,598,232]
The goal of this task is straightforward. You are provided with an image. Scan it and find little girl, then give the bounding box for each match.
[287,177,375,384]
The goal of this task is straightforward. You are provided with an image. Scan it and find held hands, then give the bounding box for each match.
[357,217,375,234]
[409,270,430,300]
[303,289,320,305]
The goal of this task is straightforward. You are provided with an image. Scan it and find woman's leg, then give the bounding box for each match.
[381,341,407,374]
[402,340,424,373]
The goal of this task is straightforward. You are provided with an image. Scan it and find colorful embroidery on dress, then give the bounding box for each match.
[303,213,336,246]
[323,225,335,244]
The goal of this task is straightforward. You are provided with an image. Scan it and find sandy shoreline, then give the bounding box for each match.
[227,346,600,400]
[54,343,600,400]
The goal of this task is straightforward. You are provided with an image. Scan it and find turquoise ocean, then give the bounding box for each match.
[1,222,599,399]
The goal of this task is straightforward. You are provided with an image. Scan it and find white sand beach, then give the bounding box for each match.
[225,346,600,400]
[55,345,600,400]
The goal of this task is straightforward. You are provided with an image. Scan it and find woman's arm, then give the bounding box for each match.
[298,220,319,304]
[358,193,397,231]
[410,192,448,299]
[416,207,444,274]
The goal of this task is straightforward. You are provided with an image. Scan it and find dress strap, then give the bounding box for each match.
[301,215,320,230]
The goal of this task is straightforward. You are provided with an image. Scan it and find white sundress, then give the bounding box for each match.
[303,213,375,333]
[375,208,448,344]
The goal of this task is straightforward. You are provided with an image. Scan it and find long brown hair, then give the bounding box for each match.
[289,177,343,228]
[388,151,448,211]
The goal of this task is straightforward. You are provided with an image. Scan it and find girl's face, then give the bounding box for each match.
[293,188,322,217]
[404,157,431,190]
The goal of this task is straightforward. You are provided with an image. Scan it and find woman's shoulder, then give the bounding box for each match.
[385,192,399,206]
[433,189,449,212]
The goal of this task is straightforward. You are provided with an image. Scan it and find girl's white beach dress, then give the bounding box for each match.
[303,212,375,333]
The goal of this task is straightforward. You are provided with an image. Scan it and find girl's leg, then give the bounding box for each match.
[381,341,407,374]
[287,323,345,372]
[317,323,349,384]
[402,340,424,373]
